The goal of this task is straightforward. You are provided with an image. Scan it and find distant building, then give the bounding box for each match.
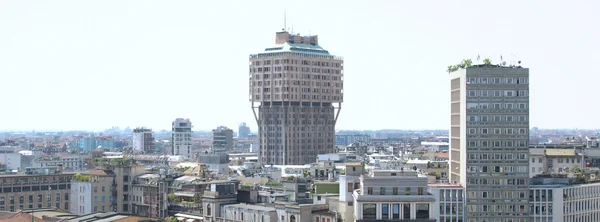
[76,136,115,152]
[198,153,229,174]
[212,126,233,153]
[132,128,154,154]
[336,134,371,146]
[238,122,251,139]
[0,153,33,172]
[172,118,193,158]
[35,155,84,171]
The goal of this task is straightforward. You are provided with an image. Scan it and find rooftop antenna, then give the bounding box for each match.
[284,10,287,31]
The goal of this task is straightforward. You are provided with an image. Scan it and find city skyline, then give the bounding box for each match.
[1,1,600,131]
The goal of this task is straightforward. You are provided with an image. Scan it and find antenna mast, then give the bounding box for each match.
[284,11,287,31]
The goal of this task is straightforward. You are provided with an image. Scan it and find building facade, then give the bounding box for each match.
[335,134,371,146]
[449,64,530,221]
[353,170,436,221]
[0,168,73,212]
[529,177,600,222]
[172,118,193,158]
[428,184,465,222]
[213,126,233,153]
[239,122,251,139]
[70,169,115,215]
[250,30,344,165]
[133,128,154,154]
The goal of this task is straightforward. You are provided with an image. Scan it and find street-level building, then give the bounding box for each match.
[353,170,436,221]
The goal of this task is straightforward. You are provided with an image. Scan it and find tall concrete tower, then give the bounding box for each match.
[449,64,530,220]
[172,118,192,158]
[250,30,343,165]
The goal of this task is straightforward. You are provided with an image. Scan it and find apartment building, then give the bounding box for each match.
[131,173,168,218]
[35,155,84,171]
[529,176,600,222]
[0,167,73,212]
[249,30,344,165]
[529,145,584,178]
[172,118,193,158]
[428,184,465,222]
[449,64,530,221]
[70,169,115,215]
[353,170,436,221]
[239,122,251,139]
[133,128,154,154]
[213,126,233,153]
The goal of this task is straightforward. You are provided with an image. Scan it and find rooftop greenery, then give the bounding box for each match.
[73,173,91,182]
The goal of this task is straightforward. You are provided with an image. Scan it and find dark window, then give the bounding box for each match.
[416,203,429,219]
[363,203,376,219]
[403,204,411,219]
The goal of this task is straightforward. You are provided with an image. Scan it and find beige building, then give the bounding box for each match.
[249,30,344,165]
[0,168,73,212]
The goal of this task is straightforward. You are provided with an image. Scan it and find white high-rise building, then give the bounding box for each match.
[132,128,153,154]
[172,118,192,158]
[449,64,530,221]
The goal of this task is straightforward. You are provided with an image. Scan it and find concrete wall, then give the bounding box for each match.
[71,182,92,215]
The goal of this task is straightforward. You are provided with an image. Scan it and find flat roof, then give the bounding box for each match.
[546,149,576,156]
[225,203,276,212]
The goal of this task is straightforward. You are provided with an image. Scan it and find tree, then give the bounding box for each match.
[168,193,180,203]
[168,216,178,222]
[483,58,492,65]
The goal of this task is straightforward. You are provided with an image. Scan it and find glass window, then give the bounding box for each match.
[363,204,376,219]
[416,203,429,219]
[380,187,385,195]
[382,204,389,219]
[403,204,411,219]
[393,204,400,219]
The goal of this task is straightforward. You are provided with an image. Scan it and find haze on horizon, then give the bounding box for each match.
[1,1,599,132]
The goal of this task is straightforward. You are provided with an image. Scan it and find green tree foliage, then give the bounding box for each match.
[447,59,473,73]
[73,173,91,182]
[168,193,180,203]
[483,58,492,65]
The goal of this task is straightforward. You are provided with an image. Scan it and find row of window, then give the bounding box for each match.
[468,153,528,160]
[466,103,528,110]
[363,203,430,220]
[1,202,67,212]
[366,187,426,195]
[252,59,342,68]
[467,166,529,174]
[468,128,528,135]
[467,77,528,85]
[467,140,529,148]
[467,90,528,97]
[467,178,528,185]
[468,115,528,122]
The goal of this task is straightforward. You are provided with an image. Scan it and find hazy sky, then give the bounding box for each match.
[1,1,599,132]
